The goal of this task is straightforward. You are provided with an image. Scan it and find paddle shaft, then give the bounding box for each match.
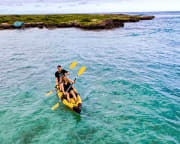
[66,77,77,92]
[65,66,85,92]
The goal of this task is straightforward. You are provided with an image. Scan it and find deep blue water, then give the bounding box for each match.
[0,12,180,143]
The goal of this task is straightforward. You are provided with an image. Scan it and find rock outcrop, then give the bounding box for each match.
[0,15,155,30]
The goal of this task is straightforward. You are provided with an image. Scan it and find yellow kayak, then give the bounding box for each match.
[56,88,82,114]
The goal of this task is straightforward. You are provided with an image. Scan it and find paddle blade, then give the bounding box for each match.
[45,91,53,96]
[51,103,60,110]
[78,66,86,76]
[69,62,77,69]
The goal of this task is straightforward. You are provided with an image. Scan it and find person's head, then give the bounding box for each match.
[57,65,61,72]
[62,75,68,83]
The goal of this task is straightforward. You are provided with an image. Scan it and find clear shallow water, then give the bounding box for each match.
[0,12,180,144]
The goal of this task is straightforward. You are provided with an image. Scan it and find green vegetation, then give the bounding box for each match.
[0,14,140,25]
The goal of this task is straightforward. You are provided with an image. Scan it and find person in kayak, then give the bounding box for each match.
[55,65,69,89]
[60,76,77,103]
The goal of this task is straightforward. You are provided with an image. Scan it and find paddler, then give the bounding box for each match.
[55,65,69,90]
[60,75,77,103]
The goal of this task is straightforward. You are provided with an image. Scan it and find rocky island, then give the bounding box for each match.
[0,14,155,30]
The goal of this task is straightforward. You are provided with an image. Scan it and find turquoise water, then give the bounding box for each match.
[0,12,180,144]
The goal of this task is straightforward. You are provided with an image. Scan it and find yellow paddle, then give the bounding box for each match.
[70,61,77,69]
[78,66,86,76]
[51,103,60,110]
[45,90,53,96]
[45,61,77,96]
[51,66,86,110]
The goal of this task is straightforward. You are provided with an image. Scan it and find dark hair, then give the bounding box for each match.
[57,65,61,68]
[61,75,66,83]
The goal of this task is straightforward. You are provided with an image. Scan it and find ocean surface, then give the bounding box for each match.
[0,12,180,144]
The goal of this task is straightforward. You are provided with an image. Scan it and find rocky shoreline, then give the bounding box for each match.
[0,15,154,30]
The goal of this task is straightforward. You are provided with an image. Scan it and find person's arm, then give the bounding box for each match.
[66,71,70,75]
[62,69,70,76]
[60,76,62,83]
[68,78,75,84]
[56,77,59,86]
[61,84,65,93]
[55,72,59,86]
[60,82,67,95]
